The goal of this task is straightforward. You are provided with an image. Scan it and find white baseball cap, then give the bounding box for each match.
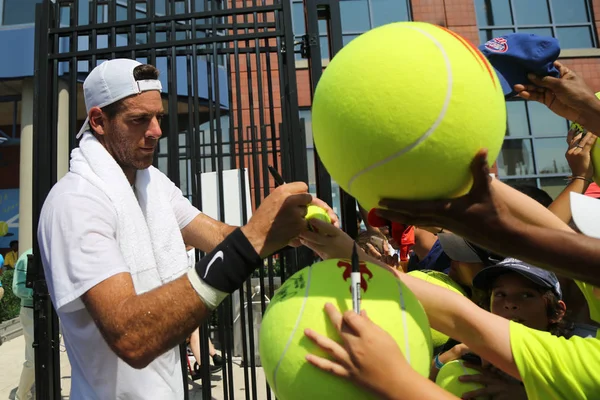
[76,58,163,139]
[570,192,600,238]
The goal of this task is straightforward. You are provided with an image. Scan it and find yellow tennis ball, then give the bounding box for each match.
[436,360,490,399]
[408,270,466,349]
[305,205,331,224]
[312,22,506,210]
[259,259,432,400]
[0,221,8,237]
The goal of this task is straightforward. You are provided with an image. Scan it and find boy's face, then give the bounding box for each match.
[490,272,549,331]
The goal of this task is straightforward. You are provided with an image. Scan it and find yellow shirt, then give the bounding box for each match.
[576,280,600,333]
[4,250,17,269]
[510,321,600,400]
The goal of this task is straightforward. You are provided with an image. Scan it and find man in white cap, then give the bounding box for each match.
[37,59,337,399]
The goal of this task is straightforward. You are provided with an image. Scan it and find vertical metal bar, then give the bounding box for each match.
[167,28,181,185]
[33,1,62,398]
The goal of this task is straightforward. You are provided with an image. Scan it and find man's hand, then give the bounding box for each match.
[241,182,313,258]
[304,303,410,399]
[375,149,511,241]
[514,62,600,130]
[565,129,597,179]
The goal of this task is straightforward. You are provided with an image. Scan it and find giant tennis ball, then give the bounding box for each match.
[0,221,7,237]
[436,360,490,399]
[259,259,432,400]
[408,270,466,349]
[312,22,506,210]
[571,92,600,185]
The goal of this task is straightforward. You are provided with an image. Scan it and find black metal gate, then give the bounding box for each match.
[31,0,352,399]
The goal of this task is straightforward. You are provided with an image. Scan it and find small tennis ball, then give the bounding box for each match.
[436,360,490,399]
[408,270,466,349]
[305,205,331,231]
[312,22,506,210]
[259,259,432,400]
[0,221,8,237]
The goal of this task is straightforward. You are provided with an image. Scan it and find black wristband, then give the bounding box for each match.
[194,228,263,294]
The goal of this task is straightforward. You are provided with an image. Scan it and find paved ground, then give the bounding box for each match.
[0,335,272,400]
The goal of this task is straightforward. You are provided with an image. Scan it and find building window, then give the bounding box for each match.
[475,0,596,49]
[498,99,573,197]
[292,0,411,60]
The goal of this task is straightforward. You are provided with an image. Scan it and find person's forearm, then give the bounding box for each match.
[548,179,590,223]
[492,179,574,232]
[182,214,238,253]
[380,362,460,400]
[476,217,600,286]
[87,275,211,369]
[396,273,519,379]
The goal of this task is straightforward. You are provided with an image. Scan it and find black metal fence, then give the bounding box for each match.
[31,0,354,399]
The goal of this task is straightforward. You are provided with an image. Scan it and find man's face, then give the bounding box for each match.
[102,91,164,171]
[490,273,549,331]
[10,243,17,252]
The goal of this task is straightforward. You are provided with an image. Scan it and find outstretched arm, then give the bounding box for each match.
[376,150,600,286]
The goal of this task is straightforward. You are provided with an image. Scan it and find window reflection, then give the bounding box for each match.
[513,0,550,25]
[557,26,593,49]
[552,0,589,24]
[496,139,535,177]
[534,138,570,175]
[506,101,529,137]
[340,0,370,32]
[475,0,513,26]
[528,102,569,137]
[371,0,410,27]
[475,0,595,49]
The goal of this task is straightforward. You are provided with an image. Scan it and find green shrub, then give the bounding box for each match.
[0,270,21,323]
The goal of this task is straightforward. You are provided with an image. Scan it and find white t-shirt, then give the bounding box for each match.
[38,171,201,400]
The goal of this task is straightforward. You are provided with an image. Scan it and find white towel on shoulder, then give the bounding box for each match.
[69,131,188,293]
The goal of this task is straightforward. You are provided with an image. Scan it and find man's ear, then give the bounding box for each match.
[88,107,106,135]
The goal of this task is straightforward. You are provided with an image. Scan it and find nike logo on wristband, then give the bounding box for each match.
[203,250,224,279]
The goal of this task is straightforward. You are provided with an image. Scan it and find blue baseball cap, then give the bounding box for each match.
[472,258,562,299]
[478,33,561,98]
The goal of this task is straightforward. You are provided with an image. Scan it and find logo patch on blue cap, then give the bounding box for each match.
[485,37,508,53]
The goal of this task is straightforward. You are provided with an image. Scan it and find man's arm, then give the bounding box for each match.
[79,183,313,369]
[181,213,237,253]
[82,272,209,369]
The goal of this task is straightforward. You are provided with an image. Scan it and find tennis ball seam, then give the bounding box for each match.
[271,265,314,394]
[396,279,412,364]
[346,25,453,194]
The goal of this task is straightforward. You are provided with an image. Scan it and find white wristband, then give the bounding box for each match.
[187,268,228,310]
